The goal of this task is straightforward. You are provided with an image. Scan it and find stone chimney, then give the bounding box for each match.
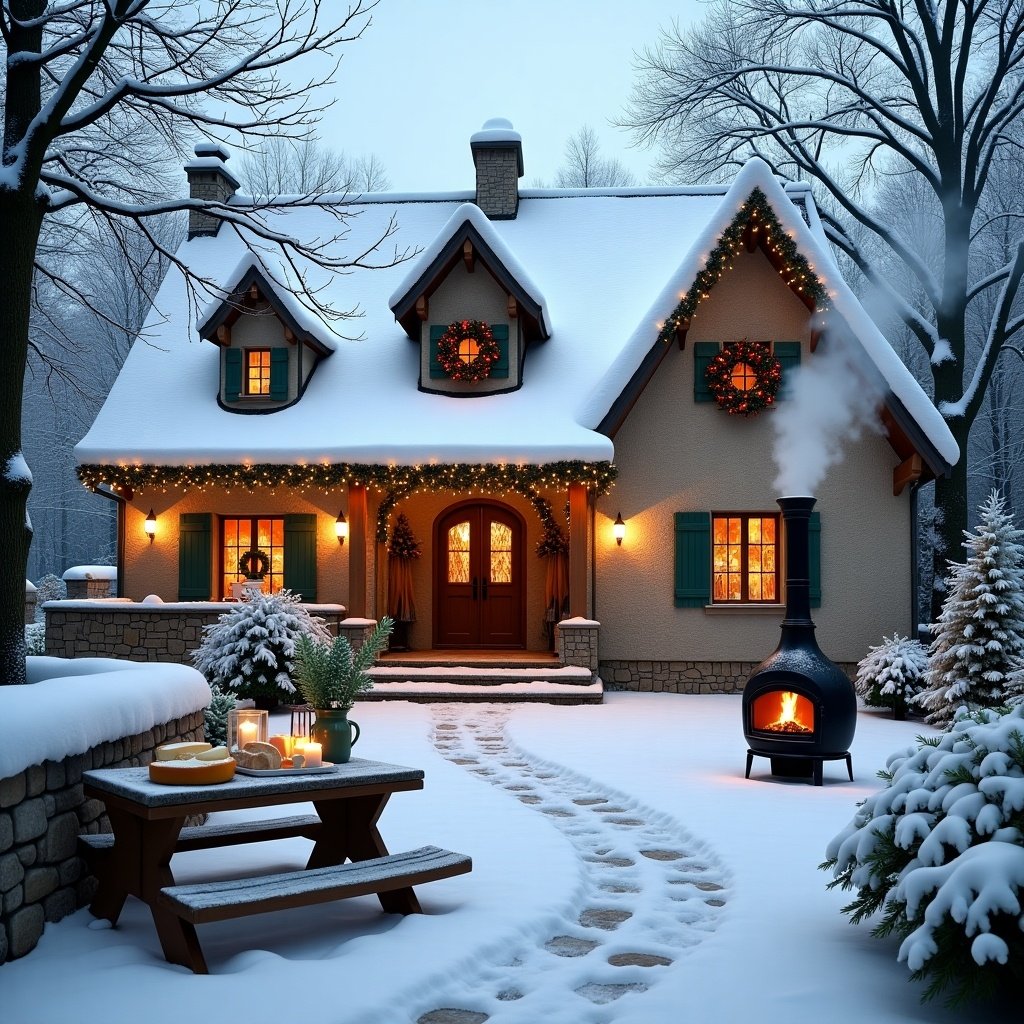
[470,118,524,220]
[184,142,240,239]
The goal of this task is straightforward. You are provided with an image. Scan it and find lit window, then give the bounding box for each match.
[712,514,778,603]
[222,517,284,598]
[730,361,757,392]
[245,350,271,395]
[447,521,471,583]
[458,338,480,364]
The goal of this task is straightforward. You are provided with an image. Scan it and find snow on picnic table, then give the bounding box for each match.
[3,694,1012,1024]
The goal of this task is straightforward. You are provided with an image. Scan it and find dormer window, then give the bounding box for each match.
[245,349,272,396]
[459,338,480,364]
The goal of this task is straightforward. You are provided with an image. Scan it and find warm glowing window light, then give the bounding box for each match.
[458,337,480,364]
[245,349,271,395]
[712,514,778,602]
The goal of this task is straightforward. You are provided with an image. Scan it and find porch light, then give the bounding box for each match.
[335,510,348,546]
[144,509,157,543]
[613,512,626,547]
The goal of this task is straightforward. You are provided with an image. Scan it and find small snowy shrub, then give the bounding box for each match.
[24,622,45,655]
[823,705,1024,1005]
[191,590,332,704]
[914,491,1024,728]
[855,634,929,719]
[203,683,236,746]
[34,573,66,620]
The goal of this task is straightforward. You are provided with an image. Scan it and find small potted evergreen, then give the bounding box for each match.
[294,617,394,763]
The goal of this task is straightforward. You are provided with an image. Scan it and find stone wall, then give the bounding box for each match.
[44,602,346,663]
[0,709,204,964]
[599,659,858,693]
[64,579,115,600]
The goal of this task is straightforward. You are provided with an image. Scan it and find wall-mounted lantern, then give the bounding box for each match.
[144,509,157,543]
[335,510,348,546]
[613,512,626,547]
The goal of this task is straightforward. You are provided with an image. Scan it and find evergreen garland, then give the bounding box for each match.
[656,187,829,347]
[79,459,617,508]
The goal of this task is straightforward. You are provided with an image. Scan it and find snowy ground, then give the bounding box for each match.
[3,694,1013,1024]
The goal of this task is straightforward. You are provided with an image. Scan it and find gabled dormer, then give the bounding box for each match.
[389,202,550,397]
[198,258,333,413]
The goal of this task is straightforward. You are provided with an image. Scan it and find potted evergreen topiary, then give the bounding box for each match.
[294,617,394,763]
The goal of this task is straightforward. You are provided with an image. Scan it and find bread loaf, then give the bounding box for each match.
[241,741,283,770]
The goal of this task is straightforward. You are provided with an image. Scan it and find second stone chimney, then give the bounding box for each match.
[470,118,524,220]
[184,142,240,239]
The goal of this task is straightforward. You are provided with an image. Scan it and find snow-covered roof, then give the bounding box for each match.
[76,158,957,471]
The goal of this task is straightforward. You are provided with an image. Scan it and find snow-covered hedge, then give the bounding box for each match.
[855,634,928,719]
[823,706,1024,1004]
[191,589,332,703]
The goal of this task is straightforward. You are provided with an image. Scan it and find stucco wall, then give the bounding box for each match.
[123,489,347,602]
[595,248,911,666]
[420,262,521,393]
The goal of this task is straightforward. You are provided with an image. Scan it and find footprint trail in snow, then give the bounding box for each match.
[414,704,729,1023]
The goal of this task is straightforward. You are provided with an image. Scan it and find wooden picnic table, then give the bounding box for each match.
[81,757,470,973]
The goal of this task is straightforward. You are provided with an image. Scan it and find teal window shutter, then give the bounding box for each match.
[674,512,711,607]
[773,341,802,400]
[178,513,212,600]
[693,342,719,402]
[270,348,289,400]
[809,510,821,608]
[490,323,510,379]
[429,325,446,379]
[224,348,242,402]
[283,514,317,602]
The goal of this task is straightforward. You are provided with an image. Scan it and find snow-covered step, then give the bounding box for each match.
[368,664,594,686]
[359,673,603,705]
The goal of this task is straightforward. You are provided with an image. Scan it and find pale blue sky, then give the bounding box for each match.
[321,0,701,191]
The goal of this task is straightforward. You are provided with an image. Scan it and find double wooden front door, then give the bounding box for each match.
[435,502,524,648]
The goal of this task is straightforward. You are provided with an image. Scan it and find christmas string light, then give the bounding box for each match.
[656,188,828,348]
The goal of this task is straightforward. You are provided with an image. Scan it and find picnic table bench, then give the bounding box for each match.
[81,758,471,973]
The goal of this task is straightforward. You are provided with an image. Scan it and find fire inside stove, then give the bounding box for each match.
[751,690,814,735]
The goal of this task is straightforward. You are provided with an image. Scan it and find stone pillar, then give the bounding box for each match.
[337,617,379,654]
[24,581,36,625]
[557,618,600,679]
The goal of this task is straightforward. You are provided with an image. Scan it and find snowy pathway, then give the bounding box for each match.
[415,704,729,1023]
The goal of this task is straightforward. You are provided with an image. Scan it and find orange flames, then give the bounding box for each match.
[753,690,814,734]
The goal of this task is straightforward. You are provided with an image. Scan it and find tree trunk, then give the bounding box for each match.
[931,425,970,623]
[0,189,45,685]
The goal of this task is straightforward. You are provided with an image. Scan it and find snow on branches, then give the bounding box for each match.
[191,589,331,704]
[823,705,1024,1005]
[855,634,929,720]
[915,491,1024,728]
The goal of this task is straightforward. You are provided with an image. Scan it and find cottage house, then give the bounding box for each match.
[73,120,957,697]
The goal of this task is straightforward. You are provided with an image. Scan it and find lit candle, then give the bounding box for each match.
[269,735,289,758]
[302,742,323,768]
[291,735,307,756]
[239,721,257,747]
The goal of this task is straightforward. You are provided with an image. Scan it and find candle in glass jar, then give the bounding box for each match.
[302,742,323,768]
[239,720,257,746]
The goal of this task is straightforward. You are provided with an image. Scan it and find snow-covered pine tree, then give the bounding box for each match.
[855,634,929,720]
[191,590,332,706]
[203,683,237,746]
[914,491,1024,728]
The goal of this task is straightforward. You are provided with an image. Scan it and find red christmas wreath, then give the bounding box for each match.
[436,319,501,382]
[704,340,782,416]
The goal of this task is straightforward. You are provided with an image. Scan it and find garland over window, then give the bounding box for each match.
[705,341,782,416]
[436,319,501,381]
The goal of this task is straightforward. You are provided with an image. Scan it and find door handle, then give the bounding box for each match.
[472,577,478,600]
[482,579,489,600]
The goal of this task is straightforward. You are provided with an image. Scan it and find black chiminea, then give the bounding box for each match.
[742,496,857,785]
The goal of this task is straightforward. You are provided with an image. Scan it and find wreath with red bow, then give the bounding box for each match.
[436,319,501,382]
[704,340,782,416]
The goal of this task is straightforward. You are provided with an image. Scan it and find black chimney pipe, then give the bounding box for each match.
[742,496,857,783]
